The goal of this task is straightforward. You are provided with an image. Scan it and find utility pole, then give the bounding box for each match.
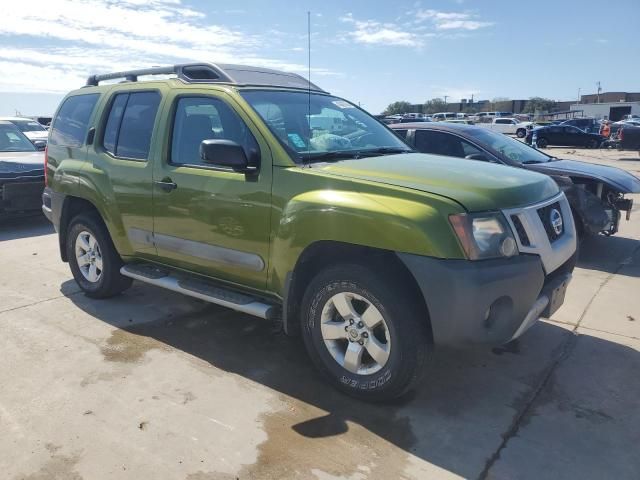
[577,88,581,104]
[443,95,449,106]
[596,81,601,103]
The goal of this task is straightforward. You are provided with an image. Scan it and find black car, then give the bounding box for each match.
[560,118,599,134]
[0,121,46,219]
[391,122,640,237]
[525,125,605,149]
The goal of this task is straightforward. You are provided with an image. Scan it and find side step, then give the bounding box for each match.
[120,263,278,320]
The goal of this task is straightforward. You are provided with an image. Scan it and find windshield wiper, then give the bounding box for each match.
[356,147,414,156]
[299,150,364,163]
[522,160,545,164]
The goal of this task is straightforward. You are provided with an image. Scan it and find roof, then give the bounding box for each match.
[0,117,33,121]
[85,62,326,93]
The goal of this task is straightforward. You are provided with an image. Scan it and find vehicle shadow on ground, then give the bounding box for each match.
[64,281,640,479]
[577,234,640,277]
[0,214,53,241]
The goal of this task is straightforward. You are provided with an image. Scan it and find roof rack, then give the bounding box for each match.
[85,62,326,92]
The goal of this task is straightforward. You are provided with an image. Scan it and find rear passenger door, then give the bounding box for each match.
[89,88,164,258]
[151,90,272,290]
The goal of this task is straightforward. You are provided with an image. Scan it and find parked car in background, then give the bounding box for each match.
[442,119,474,125]
[432,112,457,121]
[477,117,534,137]
[560,118,599,134]
[0,121,45,219]
[525,125,605,149]
[0,117,49,144]
[614,125,640,150]
[390,122,640,237]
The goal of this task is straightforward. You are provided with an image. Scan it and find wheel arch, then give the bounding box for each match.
[58,196,107,262]
[282,240,432,342]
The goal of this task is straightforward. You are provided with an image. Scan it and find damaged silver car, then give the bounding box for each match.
[390,122,640,237]
[0,121,46,219]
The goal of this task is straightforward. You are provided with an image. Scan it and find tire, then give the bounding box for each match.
[516,129,526,138]
[301,263,429,401]
[66,213,132,298]
[536,137,548,148]
[588,139,600,149]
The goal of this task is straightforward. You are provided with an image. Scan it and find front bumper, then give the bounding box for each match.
[0,177,44,217]
[398,252,575,346]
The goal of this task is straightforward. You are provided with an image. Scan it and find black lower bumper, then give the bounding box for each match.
[398,252,575,346]
[0,177,44,218]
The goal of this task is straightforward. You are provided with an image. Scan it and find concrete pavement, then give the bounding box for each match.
[1,153,639,479]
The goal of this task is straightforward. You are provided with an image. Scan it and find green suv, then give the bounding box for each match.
[42,63,576,400]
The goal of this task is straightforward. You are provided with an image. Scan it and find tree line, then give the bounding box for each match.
[384,97,557,115]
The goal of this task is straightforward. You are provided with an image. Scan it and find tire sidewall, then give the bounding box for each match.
[537,137,548,148]
[301,265,426,399]
[66,214,126,297]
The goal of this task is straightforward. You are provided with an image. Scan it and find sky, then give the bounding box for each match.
[0,0,639,116]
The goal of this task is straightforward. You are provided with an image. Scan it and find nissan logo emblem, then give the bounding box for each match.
[550,208,563,235]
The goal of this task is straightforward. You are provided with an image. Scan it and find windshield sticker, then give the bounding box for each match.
[288,133,307,149]
[332,100,354,109]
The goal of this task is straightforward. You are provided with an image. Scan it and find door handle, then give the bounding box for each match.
[155,178,177,192]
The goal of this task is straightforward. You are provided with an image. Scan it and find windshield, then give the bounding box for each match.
[240,90,411,162]
[0,124,37,152]
[10,119,47,133]
[466,127,551,164]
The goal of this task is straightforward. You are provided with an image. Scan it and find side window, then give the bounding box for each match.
[496,119,509,124]
[116,92,161,160]
[101,91,161,160]
[414,130,467,158]
[170,96,259,167]
[393,129,408,140]
[50,94,100,147]
[460,139,484,157]
[103,94,128,154]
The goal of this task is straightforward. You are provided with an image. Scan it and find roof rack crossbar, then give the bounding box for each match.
[84,62,326,92]
[86,63,232,86]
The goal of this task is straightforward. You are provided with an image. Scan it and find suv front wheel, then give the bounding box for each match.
[301,264,429,401]
[66,213,132,298]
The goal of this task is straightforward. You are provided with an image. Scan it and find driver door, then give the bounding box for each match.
[151,90,272,290]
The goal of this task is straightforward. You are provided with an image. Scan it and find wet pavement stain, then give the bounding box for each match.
[100,328,168,363]
[185,472,238,480]
[16,452,82,480]
[237,395,417,480]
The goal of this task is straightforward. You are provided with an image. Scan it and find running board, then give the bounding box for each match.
[120,263,277,320]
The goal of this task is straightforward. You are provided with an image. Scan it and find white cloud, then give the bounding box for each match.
[340,14,424,47]
[338,8,492,48]
[0,0,336,93]
[414,9,493,30]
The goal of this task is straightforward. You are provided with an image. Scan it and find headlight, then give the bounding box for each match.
[449,212,518,260]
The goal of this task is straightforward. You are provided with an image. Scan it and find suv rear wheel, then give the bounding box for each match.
[301,264,429,401]
[66,213,132,298]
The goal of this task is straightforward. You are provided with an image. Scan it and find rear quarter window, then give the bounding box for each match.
[50,94,100,147]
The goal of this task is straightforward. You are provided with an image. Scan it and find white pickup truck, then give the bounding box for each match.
[477,118,534,138]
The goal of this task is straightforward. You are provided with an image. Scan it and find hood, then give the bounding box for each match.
[318,153,559,212]
[527,159,640,193]
[0,151,45,178]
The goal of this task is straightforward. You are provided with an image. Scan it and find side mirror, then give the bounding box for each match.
[33,140,46,151]
[200,139,255,172]
[465,153,490,161]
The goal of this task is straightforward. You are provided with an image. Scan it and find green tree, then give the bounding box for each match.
[523,97,556,114]
[423,98,447,114]
[384,101,412,115]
